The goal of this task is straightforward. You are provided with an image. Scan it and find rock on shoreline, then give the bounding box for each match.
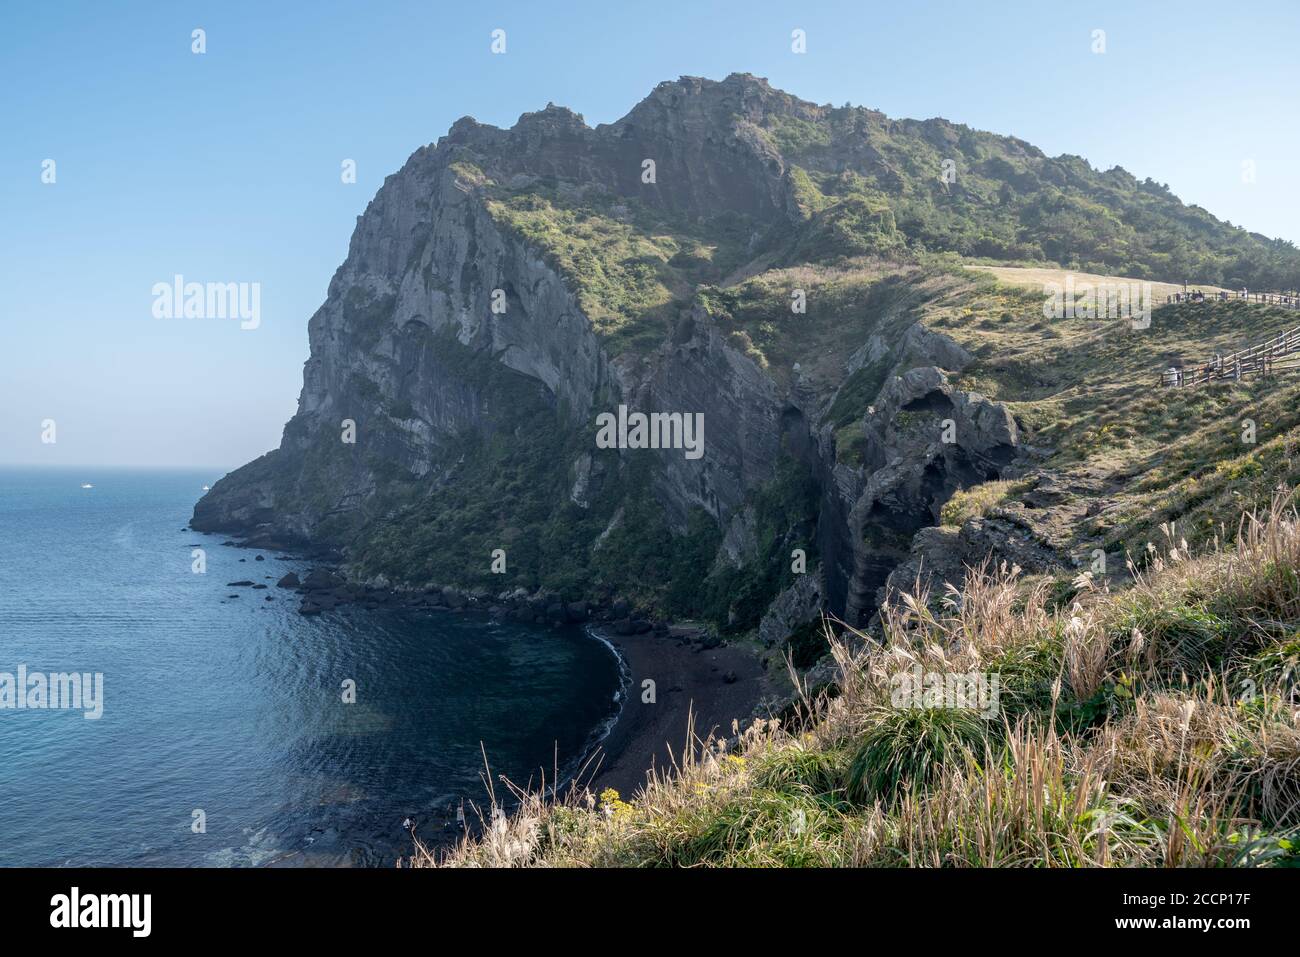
[201,529,704,638]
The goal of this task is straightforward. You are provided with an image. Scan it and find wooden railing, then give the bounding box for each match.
[1159,321,1300,388]
[1163,290,1300,310]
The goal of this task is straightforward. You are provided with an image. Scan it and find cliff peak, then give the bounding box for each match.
[513,102,589,133]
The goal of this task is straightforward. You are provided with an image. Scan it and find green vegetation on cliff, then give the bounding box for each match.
[475,75,1300,365]
[484,181,760,355]
[762,103,1300,289]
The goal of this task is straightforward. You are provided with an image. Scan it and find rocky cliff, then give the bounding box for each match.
[193,73,1298,654]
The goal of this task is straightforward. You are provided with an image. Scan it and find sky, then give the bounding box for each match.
[2,0,1297,469]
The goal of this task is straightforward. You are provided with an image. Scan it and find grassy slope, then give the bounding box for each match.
[966,264,1231,301]
[934,295,1300,559]
[692,257,1300,547]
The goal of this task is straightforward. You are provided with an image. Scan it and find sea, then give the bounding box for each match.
[0,466,623,866]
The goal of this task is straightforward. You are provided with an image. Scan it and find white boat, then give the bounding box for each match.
[201,485,210,491]
[80,483,94,489]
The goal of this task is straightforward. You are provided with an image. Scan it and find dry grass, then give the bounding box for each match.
[968,264,1231,301]
[939,479,1031,527]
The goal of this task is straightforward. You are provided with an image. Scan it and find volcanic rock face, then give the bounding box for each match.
[193,73,1029,643]
[633,307,785,528]
[840,366,1019,623]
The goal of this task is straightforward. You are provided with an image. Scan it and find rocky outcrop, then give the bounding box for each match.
[194,76,803,545]
[758,572,823,647]
[714,506,759,571]
[834,366,1020,625]
[874,466,1103,613]
[628,308,785,529]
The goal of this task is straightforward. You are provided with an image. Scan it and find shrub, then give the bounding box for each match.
[846,706,992,805]
[939,479,1027,526]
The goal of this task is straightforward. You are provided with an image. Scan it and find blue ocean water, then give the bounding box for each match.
[0,467,622,866]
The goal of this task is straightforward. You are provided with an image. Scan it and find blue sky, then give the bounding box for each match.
[2,0,1297,468]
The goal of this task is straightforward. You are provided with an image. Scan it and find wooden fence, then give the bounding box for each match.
[1164,290,1300,310]
[1159,322,1300,388]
